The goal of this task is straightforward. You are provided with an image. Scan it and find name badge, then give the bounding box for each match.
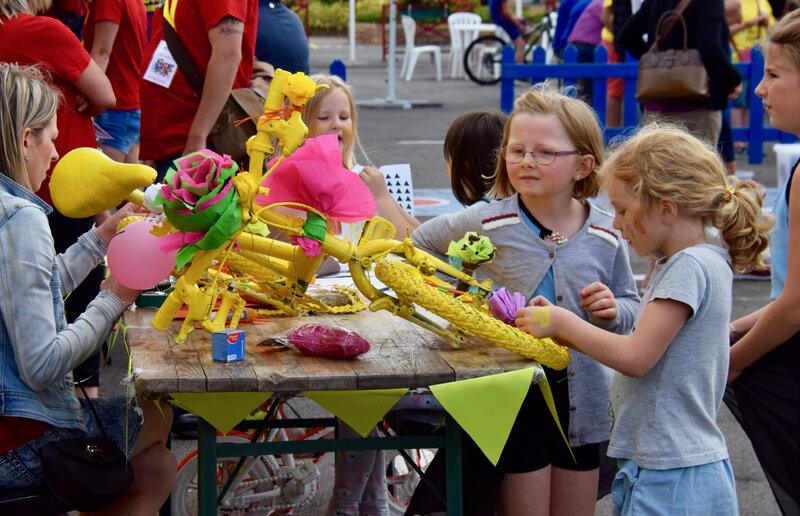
[143,40,179,88]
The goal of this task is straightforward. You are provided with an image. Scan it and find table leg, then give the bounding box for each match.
[445,414,463,516]
[197,418,217,516]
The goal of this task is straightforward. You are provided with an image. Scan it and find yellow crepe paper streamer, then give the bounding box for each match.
[169,392,272,435]
[429,368,534,466]
[304,389,409,437]
[537,372,575,463]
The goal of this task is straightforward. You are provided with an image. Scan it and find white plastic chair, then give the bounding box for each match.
[399,15,442,82]
[447,12,481,79]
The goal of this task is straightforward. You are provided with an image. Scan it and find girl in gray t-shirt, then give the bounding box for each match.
[516,124,772,515]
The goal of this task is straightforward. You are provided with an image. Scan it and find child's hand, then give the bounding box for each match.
[515,296,558,338]
[359,166,391,201]
[579,282,618,321]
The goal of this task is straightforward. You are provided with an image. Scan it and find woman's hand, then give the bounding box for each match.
[728,83,743,100]
[579,281,618,321]
[515,296,559,338]
[100,273,141,309]
[96,203,147,245]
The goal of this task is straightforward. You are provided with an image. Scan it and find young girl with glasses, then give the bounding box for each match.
[411,85,639,515]
[516,123,771,515]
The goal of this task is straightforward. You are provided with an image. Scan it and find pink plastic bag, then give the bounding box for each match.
[287,324,371,358]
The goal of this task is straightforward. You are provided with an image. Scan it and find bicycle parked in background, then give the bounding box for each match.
[464,10,556,85]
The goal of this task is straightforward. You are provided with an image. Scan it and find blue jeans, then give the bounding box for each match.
[612,458,739,516]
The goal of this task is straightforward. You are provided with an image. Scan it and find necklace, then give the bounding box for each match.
[518,201,570,245]
[546,231,569,245]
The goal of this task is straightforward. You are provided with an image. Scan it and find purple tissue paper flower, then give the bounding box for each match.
[487,287,527,326]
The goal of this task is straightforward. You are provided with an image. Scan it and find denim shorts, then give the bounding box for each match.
[94,109,141,153]
[0,396,143,489]
[495,18,521,41]
[612,458,739,516]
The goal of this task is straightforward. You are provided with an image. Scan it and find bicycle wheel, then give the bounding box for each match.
[386,448,436,516]
[374,259,570,369]
[464,35,507,85]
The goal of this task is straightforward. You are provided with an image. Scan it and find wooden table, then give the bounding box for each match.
[126,307,542,515]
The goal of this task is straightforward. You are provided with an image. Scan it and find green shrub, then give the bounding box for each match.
[307,0,492,33]
[309,1,349,31]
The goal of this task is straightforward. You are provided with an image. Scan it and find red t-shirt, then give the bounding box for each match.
[82,0,147,110]
[139,0,258,160]
[0,14,95,205]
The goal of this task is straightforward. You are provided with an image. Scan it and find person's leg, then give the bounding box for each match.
[603,40,623,128]
[98,400,175,516]
[514,36,526,64]
[99,142,127,162]
[358,445,389,514]
[124,143,140,164]
[497,466,551,516]
[550,467,600,515]
[327,422,384,515]
[719,107,737,175]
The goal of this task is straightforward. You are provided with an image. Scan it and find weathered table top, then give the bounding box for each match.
[126,307,540,399]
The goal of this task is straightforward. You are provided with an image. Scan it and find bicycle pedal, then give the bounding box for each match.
[292,461,319,483]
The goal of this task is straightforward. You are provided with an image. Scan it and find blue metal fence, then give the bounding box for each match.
[499,44,797,164]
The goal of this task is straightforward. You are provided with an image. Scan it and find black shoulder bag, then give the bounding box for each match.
[30,385,133,512]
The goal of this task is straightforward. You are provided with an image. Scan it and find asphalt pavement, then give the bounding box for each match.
[101,35,783,515]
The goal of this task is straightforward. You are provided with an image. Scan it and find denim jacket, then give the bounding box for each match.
[0,173,124,430]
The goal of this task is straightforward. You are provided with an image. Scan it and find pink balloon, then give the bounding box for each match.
[107,219,177,289]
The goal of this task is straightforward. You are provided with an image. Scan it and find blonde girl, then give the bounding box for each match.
[411,84,639,516]
[726,9,800,513]
[516,123,771,515]
[301,74,396,515]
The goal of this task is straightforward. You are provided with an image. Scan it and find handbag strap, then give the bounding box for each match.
[78,384,111,441]
[651,0,694,51]
[21,384,111,458]
[162,10,204,96]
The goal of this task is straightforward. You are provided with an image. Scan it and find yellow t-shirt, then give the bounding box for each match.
[601,0,614,43]
[732,0,774,62]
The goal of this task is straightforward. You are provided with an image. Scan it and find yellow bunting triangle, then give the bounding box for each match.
[304,389,409,437]
[169,392,272,435]
[537,373,575,463]
[429,368,534,465]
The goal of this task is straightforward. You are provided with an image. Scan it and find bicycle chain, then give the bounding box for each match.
[219,462,319,514]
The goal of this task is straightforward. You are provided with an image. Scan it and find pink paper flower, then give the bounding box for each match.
[289,235,322,257]
[255,134,377,222]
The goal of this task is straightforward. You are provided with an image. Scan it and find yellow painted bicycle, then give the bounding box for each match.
[51,69,569,370]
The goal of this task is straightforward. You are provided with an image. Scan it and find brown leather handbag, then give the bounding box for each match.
[635,0,710,105]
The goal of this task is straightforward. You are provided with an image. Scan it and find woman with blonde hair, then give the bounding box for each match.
[0,63,175,514]
[0,0,116,398]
